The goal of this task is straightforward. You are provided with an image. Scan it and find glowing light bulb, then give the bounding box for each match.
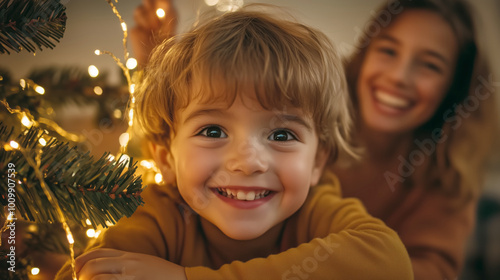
[86,228,96,238]
[94,230,102,238]
[205,0,219,6]
[88,65,99,77]
[31,267,40,276]
[9,141,19,149]
[156,8,166,18]
[129,84,136,94]
[128,108,134,120]
[35,86,45,95]
[21,115,32,127]
[217,0,243,12]
[7,213,14,221]
[20,79,26,89]
[113,109,122,119]
[67,233,75,244]
[94,86,103,95]
[140,160,153,169]
[86,219,92,226]
[39,138,47,146]
[121,22,127,31]
[126,58,138,70]
[119,133,130,147]
[119,154,131,165]
[107,154,115,162]
[95,49,101,55]
[155,173,163,184]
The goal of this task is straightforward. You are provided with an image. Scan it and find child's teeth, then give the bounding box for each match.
[246,191,255,201]
[236,191,246,200]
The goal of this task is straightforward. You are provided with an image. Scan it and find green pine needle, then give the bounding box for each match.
[0,123,145,229]
[0,0,67,54]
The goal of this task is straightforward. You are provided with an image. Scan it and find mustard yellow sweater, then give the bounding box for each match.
[56,174,413,279]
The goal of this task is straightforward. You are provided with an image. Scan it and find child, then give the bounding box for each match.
[57,6,412,280]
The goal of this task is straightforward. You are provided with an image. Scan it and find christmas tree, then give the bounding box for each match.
[1,1,148,279]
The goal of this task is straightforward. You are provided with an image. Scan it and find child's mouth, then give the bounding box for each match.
[216,188,272,201]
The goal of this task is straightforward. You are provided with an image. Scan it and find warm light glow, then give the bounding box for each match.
[217,0,243,12]
[131,97,136,103]
[94,86,103,95]
[31,267,40,276]
[113,109,122,119]
[38,138,47,146]
[156,8,166,18]
[86,228,96,238]
[67,233,75,244]
[140,160,153,169]
[155,173,163,184]
[35,86,45,95]
[95,49,101,55]
[128,108,134,121]
[105,220,114,227]
[94,230,102,238]
[21,115,33,127]
[9,141,19,149]
[7,213,14,221]
[119,133,130,147]
[88,65,99,77]
[86,219,92,226]
[107,154,115,162]
[20,79,26,89]
[129,84,136,94]
[119,154,131,165]
[128,119,133,126]
[205,0,219,6]
[126,58,138,70]
[121,22,127,31]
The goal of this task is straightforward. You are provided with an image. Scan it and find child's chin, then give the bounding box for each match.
[222,227,269,241]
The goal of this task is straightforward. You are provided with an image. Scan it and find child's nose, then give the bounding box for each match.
[225,137,269,175]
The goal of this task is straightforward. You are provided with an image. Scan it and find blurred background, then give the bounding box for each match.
[0,0,498,279]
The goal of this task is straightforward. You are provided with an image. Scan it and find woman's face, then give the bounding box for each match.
[357,9,458,134]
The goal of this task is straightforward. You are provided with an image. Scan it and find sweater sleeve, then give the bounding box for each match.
[55,184,184,280]
[185,175,414,280]
[391,189,477,280]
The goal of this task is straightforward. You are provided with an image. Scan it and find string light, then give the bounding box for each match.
[86,228,96,238]
[156,8,166,18]
[20,79,26,89]
[66,232,75,245]
[113,109,122,119]
[86,219,92,226]
[217,0,244,12]
[126,58,137,70]
[118,154,130,165]
[31,267,40,276]
[95,49,101,55]
[88,65,99,77]
[107,154,115,162]
[129,84,136,94]
[121,22,127,31]
[140,160,153,169]
[94,86,103,95]
[7,213,14,221]
[21,115,33,127]
[38,138,47,146]
[34,85,45,95]
[155,173,163,184]
[9,141,19,149]
[119,133,130,147]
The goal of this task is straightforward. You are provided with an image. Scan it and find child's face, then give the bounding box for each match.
[155,91,326,240]
[357,9,458,134]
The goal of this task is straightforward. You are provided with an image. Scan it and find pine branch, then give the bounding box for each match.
[0,123,145,229]
[0,0,67,54]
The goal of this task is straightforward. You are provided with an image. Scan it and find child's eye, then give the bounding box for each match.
[378,47,396,56]
[197,126,227,138]
[268,129,297,141]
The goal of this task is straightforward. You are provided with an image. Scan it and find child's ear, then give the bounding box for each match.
[149,142,176,185]
[310,147,329,187]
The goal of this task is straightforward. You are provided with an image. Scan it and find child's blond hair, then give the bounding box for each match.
[135,5,355,164]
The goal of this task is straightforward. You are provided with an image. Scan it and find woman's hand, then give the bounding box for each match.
[130,0,178,67]
[75,248,187,280]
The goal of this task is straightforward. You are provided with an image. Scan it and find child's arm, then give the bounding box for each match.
[183,174,413,280]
